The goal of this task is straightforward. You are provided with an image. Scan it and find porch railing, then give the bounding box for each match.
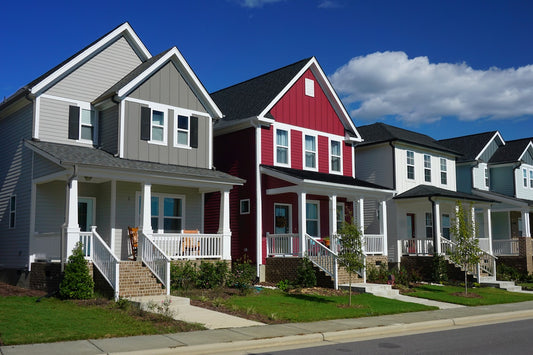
[266,233,300,256]
[79,231,93,258]
[478,238,490,253]
[399,239,434,255]
[441,237,496,279]
[305,234,338,289]
[364,234,384,254]
[139,232,170,295]
[152,233,224,259]
[492,239,519,256]
[90,227,120,300]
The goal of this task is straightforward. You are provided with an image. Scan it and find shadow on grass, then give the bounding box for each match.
[284,293,335,304]
[415,285,448,293]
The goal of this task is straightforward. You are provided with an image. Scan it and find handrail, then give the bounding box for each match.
[139,232,171,295]
[440,237,496,278]
[364,234,384,254]
[492,239,519,256]
[304,234,339,289]
[152,233,223,259]
[90,227,120,300]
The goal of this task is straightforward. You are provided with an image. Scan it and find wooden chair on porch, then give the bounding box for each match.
[128,227,139,260]
[182,229,200,255]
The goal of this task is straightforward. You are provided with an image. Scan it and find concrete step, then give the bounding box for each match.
[339,283,400,297]
[481,280,522,292]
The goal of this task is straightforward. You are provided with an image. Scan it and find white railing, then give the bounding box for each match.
[364,234,384,254]
[79,231,93,258]
[441,237,496,279]
[440,238,455,255]
[152,233,223,259]
[90,227,120,300]
[139,232,170,295]
[266,233,300,256]
[492,239,519,256]
[305,234,339,289]
[399,239,434,255]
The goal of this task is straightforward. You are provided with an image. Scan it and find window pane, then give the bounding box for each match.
[305,152,316,168]
[277,147,288,164]
[164,218,181,233]
[152,110,164,125]
[164,198,182,217]
[178,115,188,129]
[332,157,341,172]
[81,126,93,140]
[305,136,315,151]
[306,221,318,237]
[306,203,318,219]
[276,130,288,146]
[151,197,159,216]
[81,109,93,124]
[10,196,15,211]
[178,131,188,145]
[152,127,164,141]
[331,141,340,155]
[151,217,159,231]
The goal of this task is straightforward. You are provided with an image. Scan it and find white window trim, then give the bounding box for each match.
[135,192,186,233]
[423,154,432,183]
[9,194,16,229]
[240,199,250,215]
[303,133,318,171]
[329,139,343,175]
[485,167,490,188]
[425,212,433,239]
[440,158,448,185]
[305,78,315,97]
[306,200,320,238]
[406,150,415,180]
[173,109,194,149]
[529,169,533,189]
[274,203,292,233]
[336,202,345,230]
[523,168,528,188]
[274,127,291,167]
[148,103,168,146]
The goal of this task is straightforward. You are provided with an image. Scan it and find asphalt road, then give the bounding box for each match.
[254,318,533,355]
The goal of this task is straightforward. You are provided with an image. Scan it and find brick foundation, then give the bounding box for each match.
[400,256,473,282]
[29,262,62,293]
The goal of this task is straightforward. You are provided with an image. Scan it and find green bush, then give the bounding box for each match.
[196,261,229,289]
[230,255,257,292]
[170,261,198,290]
[59,242,94,299]
[497,263,522,281]
[295,257,317,288]
[276,279,291,292]
[366,265,389,284]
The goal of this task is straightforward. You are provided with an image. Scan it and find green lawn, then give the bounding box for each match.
[222,289,436,322]
[405,284,533,306]
[0,296,204,346]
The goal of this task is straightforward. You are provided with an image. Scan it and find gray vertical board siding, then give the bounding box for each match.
[46,36,143,102]
[0,104,33,268]
[129,61,208,113]
[456,165,473,193]
[523,151,533,165]
[355,144,394,189]
[35,181,65,233]
[32,154,65,180]
[79,182,112,244]
[491,166,514,196]
[479,140,500,162]
[363,198,380,234]
[124,101,210,168]
[99,105,119,155]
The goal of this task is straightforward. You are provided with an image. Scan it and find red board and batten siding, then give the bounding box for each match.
[318,135,329,173]
[343,143,353,178]
[291,130,303,170]
[261,126,273,165]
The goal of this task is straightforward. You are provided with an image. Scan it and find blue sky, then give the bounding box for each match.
[1,0,532,141]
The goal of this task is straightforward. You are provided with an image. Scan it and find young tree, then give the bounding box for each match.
[337,219,365,306]
[59,242,94,299]
[449,201,481,295]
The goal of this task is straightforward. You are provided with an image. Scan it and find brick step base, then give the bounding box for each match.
[118,261,166,298]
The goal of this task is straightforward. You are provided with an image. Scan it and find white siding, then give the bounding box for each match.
[515,164,533,200]
[355,143,394,189]
[472,163,489,190]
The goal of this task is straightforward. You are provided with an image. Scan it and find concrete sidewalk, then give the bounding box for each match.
[2,300,533,355]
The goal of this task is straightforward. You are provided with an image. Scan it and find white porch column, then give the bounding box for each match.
[298,191,307,256]
[522,210,531,237]
[485,206,493,254]
[380,200,388,255]
[218,189,232,260]
[66,177,80,259]
[434,201,441,254]
[329,194,337,236]
[471,205,476,239]
[357,198,365,235]
[140,183,152,235]
[110,179,117,254]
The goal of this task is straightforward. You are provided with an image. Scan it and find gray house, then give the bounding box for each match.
[0,23,242,297]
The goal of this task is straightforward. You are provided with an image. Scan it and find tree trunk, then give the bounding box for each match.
[349,271,352,306]
[464,269,468,296]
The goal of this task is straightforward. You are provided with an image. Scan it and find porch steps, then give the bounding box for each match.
[311,264,363,288]
[118,261,166,298]
[340,283,400,297]
[480,280,522,292]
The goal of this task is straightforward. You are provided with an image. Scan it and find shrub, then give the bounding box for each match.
[497,263,522,281]
[366,265,389,284]
[432,255,448,283]
[230,255,256,292]
[276,279,291,292]
[196,261,229,289]
[295,257,317,288]
[170,261,198,290]
[59,242,94,299]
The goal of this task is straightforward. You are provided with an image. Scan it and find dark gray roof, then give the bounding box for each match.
[357,123,460,155]
[489,138,533,164]
[25,140,244,184]
[394,185,494,202]
[93,48,173,104]
[260,165,392,191]
[438,131,498,163]
[211,58,312,121]
[472,188,533,206]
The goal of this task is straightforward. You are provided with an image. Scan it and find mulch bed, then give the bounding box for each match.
[0,282,47,297]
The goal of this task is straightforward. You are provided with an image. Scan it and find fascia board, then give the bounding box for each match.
[518,141,533,162]
[31,23,151,95]
[474,131,506,161]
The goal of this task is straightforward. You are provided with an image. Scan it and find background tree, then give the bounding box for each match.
[450,201,481,295]
[337,219,365,306]
[59,242,94,299]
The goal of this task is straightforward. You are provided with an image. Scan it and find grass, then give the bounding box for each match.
[405,284,533,306]
[518,282,533,291]
[0,296,205,346]
[217,288,436,322]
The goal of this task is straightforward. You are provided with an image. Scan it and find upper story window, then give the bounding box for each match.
[176,115,189,146]
[304,135,317,170]
[9,195,16,229]
[440,158,447,185]
[68,105,97,143]
[173,113,198,148]
[305,78,315,97]
[523,168,528,188]
[530,170,533,189]
[275,128,290,166]
[485,168,489,188]
[140,105,167,145]
[330,140,342,173]
[406,151,415,180]
[424,155,431,182]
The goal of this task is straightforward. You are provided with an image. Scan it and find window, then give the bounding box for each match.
[9,195,15,229]
[304,135,317,169]
[80,109,96,141]
[485,168,489,188]
[523,168,528,188]
[330,140,342,173]
[442,214,450,240]
[140,105,167,144]
[68,105,97,142]
[275,129,289,165]
[530,170,533,189]
[336,203,345,231]
[240,199,250,215]
[406,151,415,179]
[305,78,315,97]
[440,158,447,185]
[138,193,184,233]
[306,201,319,237]
[425,213,433,239]
[151,110,165,142]
[424,155,431,182]
[176,115,189,146]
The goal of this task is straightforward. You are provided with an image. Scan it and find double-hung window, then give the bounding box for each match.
[176,115,189,146]
[336,203,345,231]
[9,195,15,229]
[68,104,97,143]
[530,170,533,189]
[485,168,489,188]
[275,129,289,166]
[306,201,319,237]
[523,169,528,188]
[440,158,447,185]
[406,151,415,179]
[137,193,184,233]
[140,105,167,145]
[442,214,450,240]
[330,140,342,173]
[304,135,317,170]
[425,212,433,239]
[424,155,431,182]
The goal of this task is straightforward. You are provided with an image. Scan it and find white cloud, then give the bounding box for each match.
[330,51,533,124]
[237,0,284,8]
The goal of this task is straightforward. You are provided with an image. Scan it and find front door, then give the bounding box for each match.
[78,198,95,232]
[406,213,415,253]
[274,204,291,234]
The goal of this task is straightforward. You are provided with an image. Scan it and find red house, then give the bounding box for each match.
[211,58,393,286]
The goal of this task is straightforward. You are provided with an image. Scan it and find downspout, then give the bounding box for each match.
[428,196,437,255]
